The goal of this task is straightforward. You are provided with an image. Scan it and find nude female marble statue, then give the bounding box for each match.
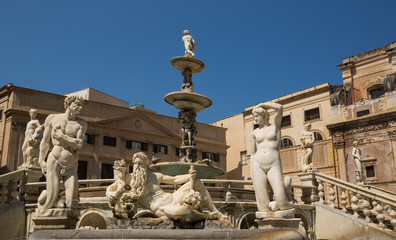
[352,141,364,183]
[250,102,292,212]
[37,95,87,211]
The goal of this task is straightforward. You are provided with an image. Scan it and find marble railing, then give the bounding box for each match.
[315,172,396,231]
[0,169,24,206]
[0,168,43,207]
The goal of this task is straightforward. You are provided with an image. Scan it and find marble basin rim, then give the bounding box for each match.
[170,56,205,73]
[164,92,212,112]
[149,162,224,179]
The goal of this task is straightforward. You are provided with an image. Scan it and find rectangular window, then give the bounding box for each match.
[304,107,320,122]
[84,134,95,144]
[175,147,180,156]
[357,109,370,117]
[103,136,117,146]
[78,160,88,180]
[153,144,168,154]
[365,165,375,178]
[126,140,148,150]
[281,115,291,128]
[101,163,114,179]
[0,110,2,121]
[240,151,248,165]
[203,152,220,162]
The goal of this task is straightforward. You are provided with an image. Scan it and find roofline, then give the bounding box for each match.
[245,82,331,111]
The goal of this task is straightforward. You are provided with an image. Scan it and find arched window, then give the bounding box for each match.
[313,132,323,141]
[280,138,293,148]
[367,85,385,99]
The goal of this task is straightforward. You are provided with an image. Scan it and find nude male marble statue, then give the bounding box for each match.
[37,95,87,212]
[20,108,43,168]
[109,152,225,222]
[250,102,292,212]
[301,123,314,172]
[182,30,196,57]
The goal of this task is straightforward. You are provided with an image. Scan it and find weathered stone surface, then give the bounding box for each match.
[29,228,307,240]
[106,217,233,230]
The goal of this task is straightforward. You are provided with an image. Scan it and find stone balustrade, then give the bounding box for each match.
[315,172,396,231]
[0,168,43,207]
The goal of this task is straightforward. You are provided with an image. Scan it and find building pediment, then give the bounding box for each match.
[93,112,178,137]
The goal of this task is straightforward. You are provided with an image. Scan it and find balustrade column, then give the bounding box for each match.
[339,187,348,212]
[317,179,324,204]
[328,183,336,208]
[362,197,372,223]
[0,181,9,205]
[350,192,359,218]
[9,178,19,204]
[389,207,396,231]
[376,202,386,229]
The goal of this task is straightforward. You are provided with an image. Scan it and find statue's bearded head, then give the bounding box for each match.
[130,152,148,197]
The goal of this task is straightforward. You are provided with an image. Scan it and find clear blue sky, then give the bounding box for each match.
[1,1,396,124]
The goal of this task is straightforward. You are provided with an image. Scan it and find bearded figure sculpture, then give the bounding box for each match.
[106,155,148,219]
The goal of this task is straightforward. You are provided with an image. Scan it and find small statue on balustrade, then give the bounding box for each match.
[352,141,365,184]
[301,123,315,173]
[19,108,43,169]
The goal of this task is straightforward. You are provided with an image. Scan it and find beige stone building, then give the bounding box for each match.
[328,41,396,192]
[212,83,336,186]
[213,41,396,193]
[0,84,227,179]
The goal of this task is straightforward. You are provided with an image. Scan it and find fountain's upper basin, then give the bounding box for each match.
[170,56,205,73]
[149,162,224,179]
[164,91,212,112]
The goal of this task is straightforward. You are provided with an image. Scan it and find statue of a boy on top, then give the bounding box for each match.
[182,30,196,58]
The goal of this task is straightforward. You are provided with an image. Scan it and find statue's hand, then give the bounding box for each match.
[40,161,47,175]
[52,128,64,140]
[189,168,196,180]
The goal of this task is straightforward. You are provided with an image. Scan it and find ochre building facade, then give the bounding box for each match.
[0,84,228,180]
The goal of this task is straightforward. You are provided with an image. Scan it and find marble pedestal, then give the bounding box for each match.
[255,208,306,238]
[32,208,79,230]
[297,171,319,204]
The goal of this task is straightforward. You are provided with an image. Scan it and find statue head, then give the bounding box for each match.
[304,123,312,131]
[29,108,37,119]
[132,152,148,168]
[353,141,358,147]
[183,30,190,35]
[64,95,84,114]
[252,106,269,126]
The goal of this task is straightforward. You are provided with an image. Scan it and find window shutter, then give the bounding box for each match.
[214,154,220,162]
[153,144,158,153]
[164,146,168,154]
[142,142,148,151]
[126,140,132,149]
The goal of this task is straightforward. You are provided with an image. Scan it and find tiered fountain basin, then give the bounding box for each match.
[149,162,224,179]
[164,91,212,112]
[170,56,205,73]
